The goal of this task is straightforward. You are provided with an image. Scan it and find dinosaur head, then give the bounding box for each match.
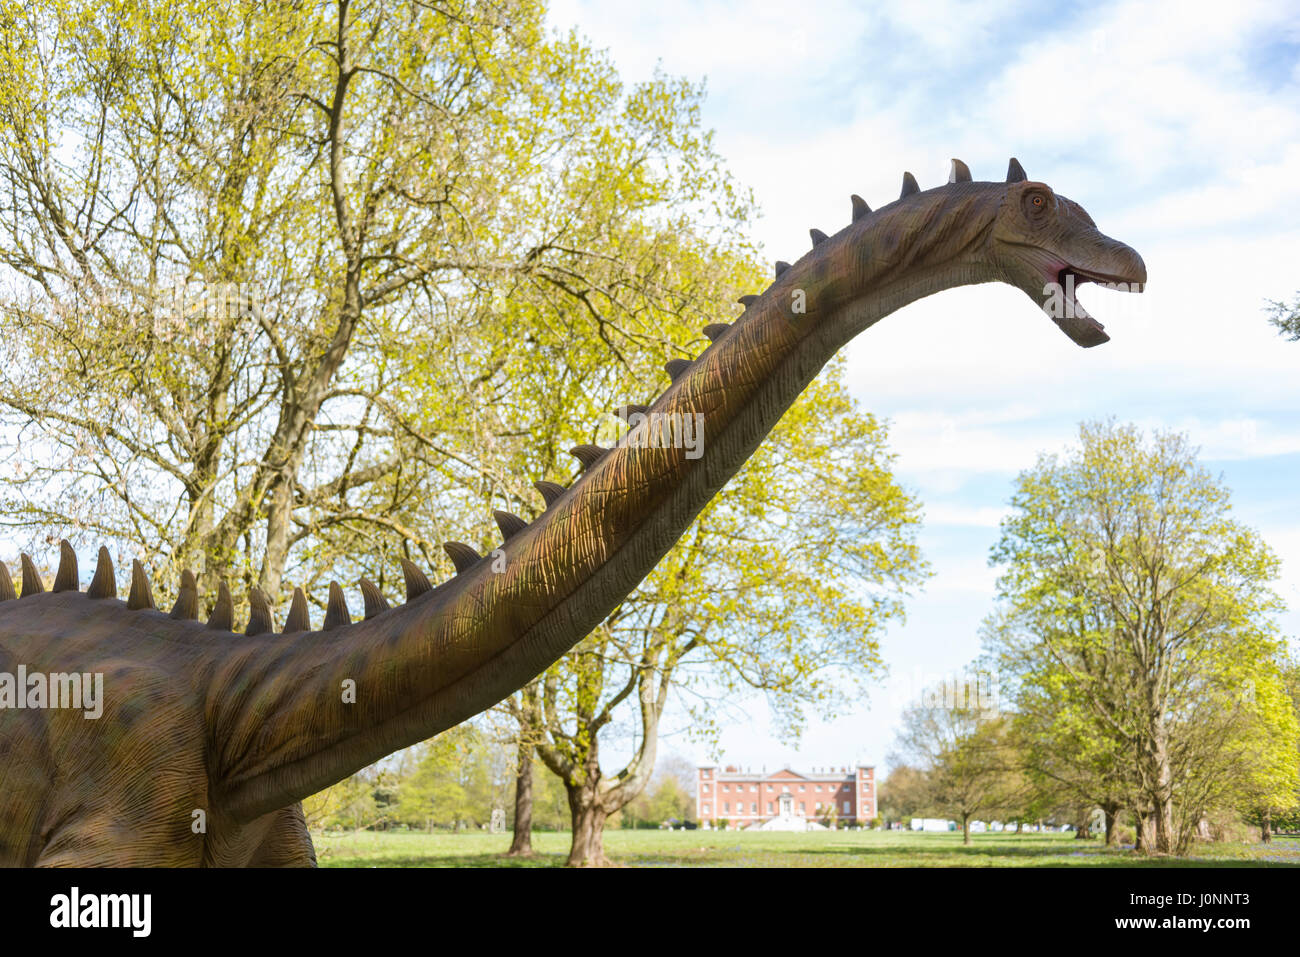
[990,167,1145,348]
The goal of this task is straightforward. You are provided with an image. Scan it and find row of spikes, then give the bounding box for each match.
[684,159,1030,361]
[0,160,1026,631]
[0,461,591,634]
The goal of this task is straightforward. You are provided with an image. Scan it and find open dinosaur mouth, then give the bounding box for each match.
[1048,263,1145,347]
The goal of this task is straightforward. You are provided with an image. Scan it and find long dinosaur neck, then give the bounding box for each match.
[216,183,1004,821]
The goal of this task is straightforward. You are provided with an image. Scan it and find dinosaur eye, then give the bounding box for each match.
[1021,189,1052,221]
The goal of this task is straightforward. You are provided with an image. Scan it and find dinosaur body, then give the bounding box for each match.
[0,160,1144,866]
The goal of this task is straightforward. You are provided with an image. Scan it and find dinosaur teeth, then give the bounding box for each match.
[774,261,791,278]
[949,158,972,183]
[246,587,274,635]
[900,172,920,198]
[322,581,351,630]
[359,578,389,619]
[851,194,871,222]
[1007,157,1027,183]
[19,554,43,596]
[52,540,78,592]
[86,546,116,599]
[569,444,610,470]
[128,560,155,610]
[443,541,481,574]
[0,561,14,601]
[737,295,759,308]
[494,510,528,542]
[207,582,233,631]
[399,557,432,600]
[169,569,199,620]
[534,480,565,507]
[282,587,310,633]
[809,228,829,247]
[702,323,729,342]
[664,359,691,382]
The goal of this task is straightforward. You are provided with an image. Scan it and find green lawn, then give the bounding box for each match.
[313,828,1300,868]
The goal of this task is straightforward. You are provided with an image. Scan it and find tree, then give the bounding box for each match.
[512,366,927,864]
[892,682,1015,844]
[878,764,930,827]
[1266,293,1300,340]
[392,725,496,830]
[983,608,1134,844]
[0,0,756,625]
[988,420,1293,853]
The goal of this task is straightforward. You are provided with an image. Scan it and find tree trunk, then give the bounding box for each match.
[1135,810,1155,853]
[1104,805,1119,845]
[505,738,534,857]
[962,813,971,845]
[1262,809,1272,844]
[566,776,610,867]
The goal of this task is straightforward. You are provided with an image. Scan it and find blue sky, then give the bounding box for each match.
[544,0,1300,776]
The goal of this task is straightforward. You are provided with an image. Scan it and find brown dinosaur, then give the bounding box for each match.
[0,159,1144,866]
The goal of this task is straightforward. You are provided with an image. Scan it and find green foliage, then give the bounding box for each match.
[891,686,1022,840]
[985,420,1298,852]
[1266,293,1300,340]
[617,772,695,829]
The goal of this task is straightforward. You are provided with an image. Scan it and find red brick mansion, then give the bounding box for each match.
[697,764,876,829]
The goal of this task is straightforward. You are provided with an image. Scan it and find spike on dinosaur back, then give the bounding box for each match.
[774,261,791,278]
[19,554,43,596]
[569,444,609,470]
[0,561,14,601]
[443,541,481,574]
[737,295,759,308]
[86,546,116,599]
[398,557,431,600]
[207,582,233,631]
[359,578,389,619]
[616,404,648,420]
[282,587,310,633]
[702,324,729,342]
[664,359,691,382]
[323,582,351,630]
[851,194,871,221]
[1007,157,1027,182]
[534,480,565,507]
[494,510,528,542]
[170,570,198,620]
[900,172,920,198]
[949,158,972,183]
[245,587,274,635]
[127,560,155,610]
[52,540,78,592]
[809,228,829,247]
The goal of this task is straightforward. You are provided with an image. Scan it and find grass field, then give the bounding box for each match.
[313,828,1300,868]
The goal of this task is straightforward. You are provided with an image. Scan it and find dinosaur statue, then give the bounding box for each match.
[0,159,1144,866]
